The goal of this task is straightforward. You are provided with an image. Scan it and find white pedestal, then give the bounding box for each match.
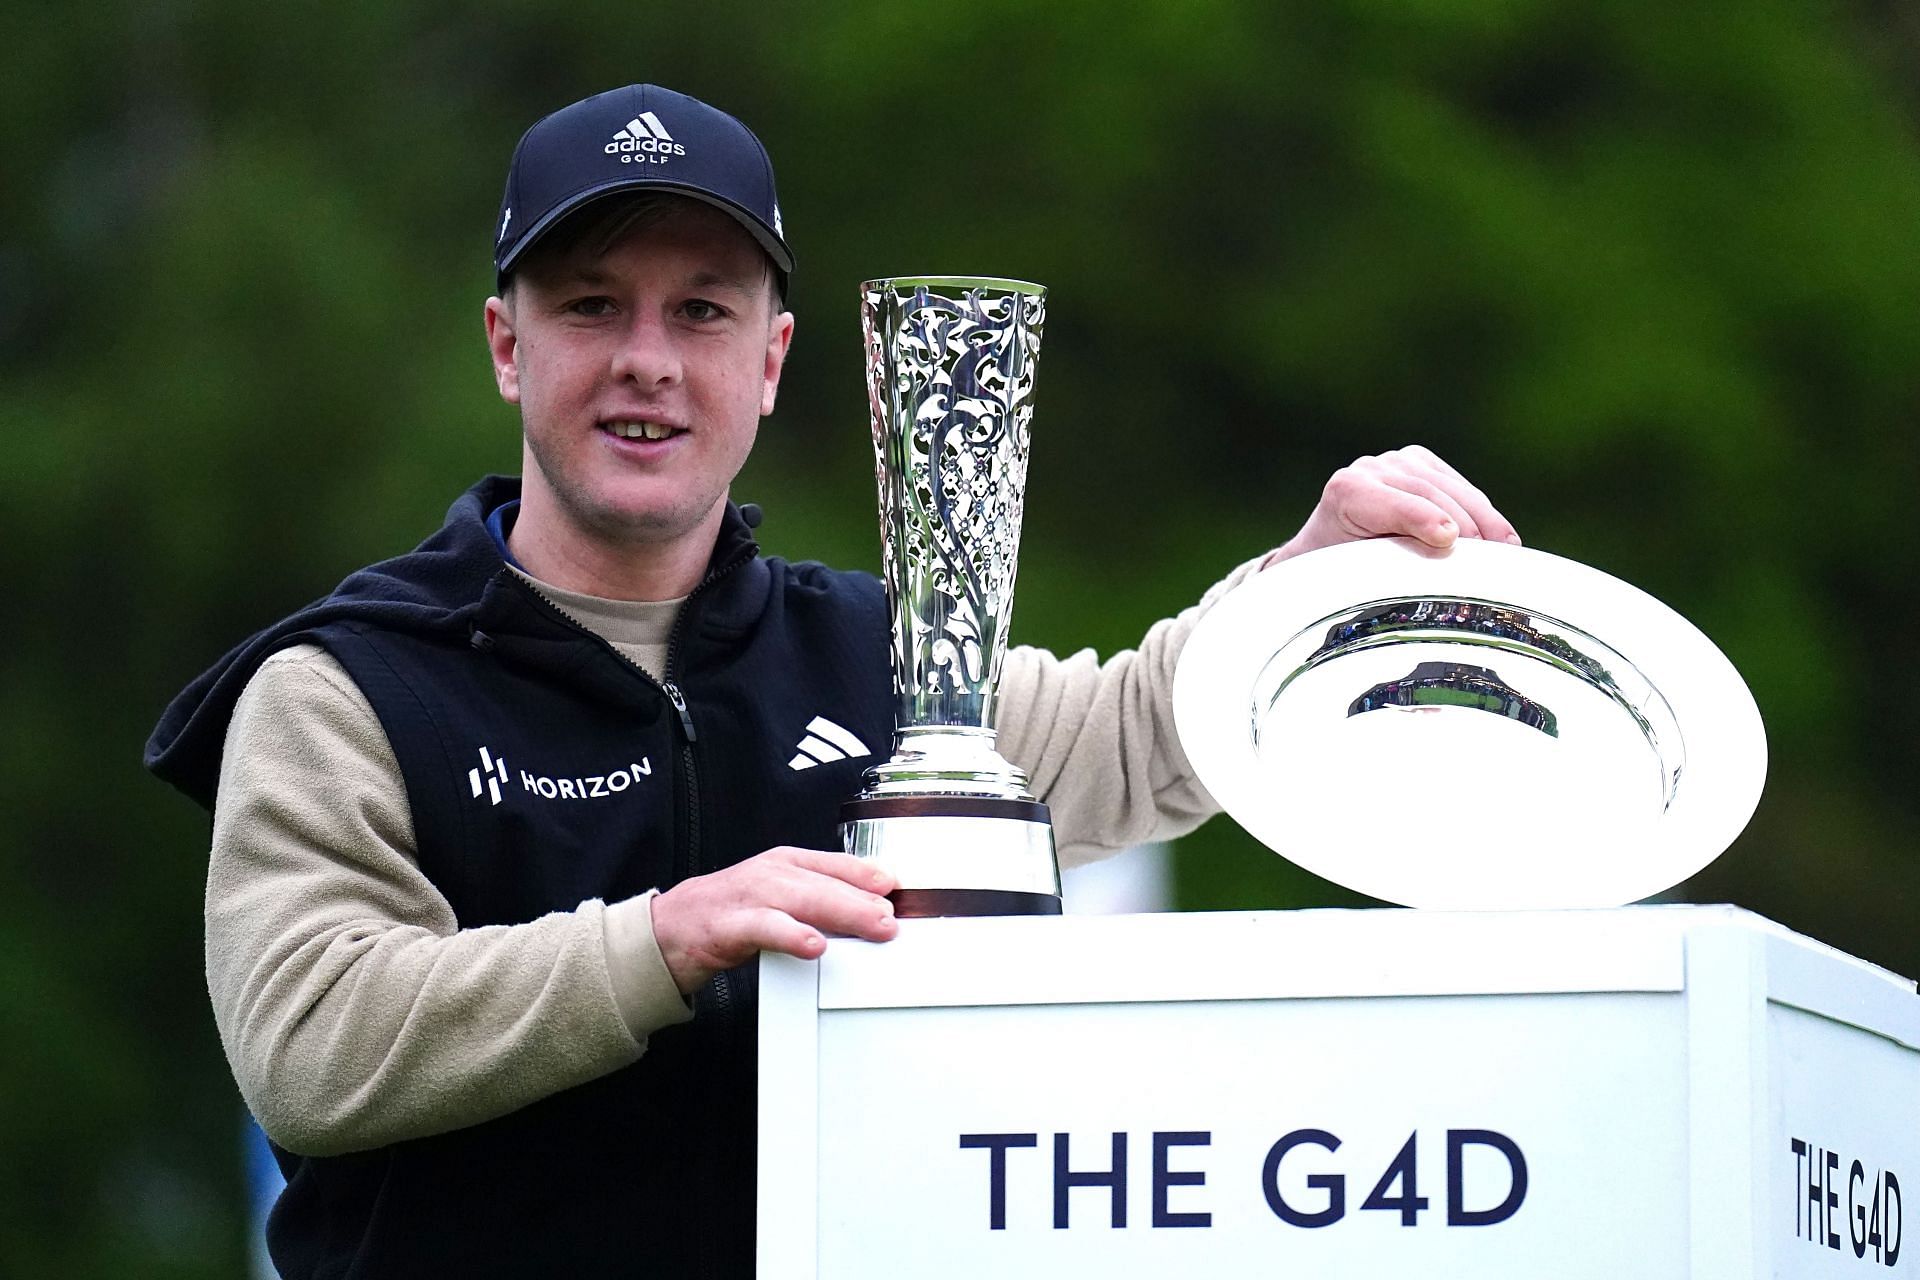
[758,906,1919,1278]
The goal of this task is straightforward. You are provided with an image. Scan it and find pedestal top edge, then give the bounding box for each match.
[807,904,1917,1018]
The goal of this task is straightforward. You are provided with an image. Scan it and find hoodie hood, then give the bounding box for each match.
[143,475,762,809]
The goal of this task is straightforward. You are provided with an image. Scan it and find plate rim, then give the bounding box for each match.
[1172,536,1768,908]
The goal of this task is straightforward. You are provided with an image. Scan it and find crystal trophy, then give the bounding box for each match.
[840,276,1062,917]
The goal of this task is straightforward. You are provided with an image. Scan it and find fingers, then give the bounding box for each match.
[1396,445,1520,545]
[776,846,898,896]
[753,849,898,946]
[757,852,899,944]
[1335,468,1476,547]
[649,847,900,994]
[732,906,848,964]
[1303,446,1520,555]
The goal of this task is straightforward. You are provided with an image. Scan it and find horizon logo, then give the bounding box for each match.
[469,747,509,806]
[466,745,655,804]
[606,112,686,164]
[788,716,872,771]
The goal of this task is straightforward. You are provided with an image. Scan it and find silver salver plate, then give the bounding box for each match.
[1173,537,1767,909]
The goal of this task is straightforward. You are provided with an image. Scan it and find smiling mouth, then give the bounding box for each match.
[602,420,684,442]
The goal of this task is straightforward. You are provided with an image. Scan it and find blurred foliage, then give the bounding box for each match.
[5,0,1919,1271]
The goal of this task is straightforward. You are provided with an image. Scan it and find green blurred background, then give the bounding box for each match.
[6,0,1918,1271]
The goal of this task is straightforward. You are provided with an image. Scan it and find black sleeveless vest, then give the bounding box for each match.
[146,479,895,1278]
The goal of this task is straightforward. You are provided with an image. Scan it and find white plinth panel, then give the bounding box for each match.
[757,906,1919,1279]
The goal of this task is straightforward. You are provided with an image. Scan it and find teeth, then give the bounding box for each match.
[609,421,674,441]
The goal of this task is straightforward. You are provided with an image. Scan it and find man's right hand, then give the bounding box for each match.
[648,847,899,995]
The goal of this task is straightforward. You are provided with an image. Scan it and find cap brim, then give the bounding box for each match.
[496,179,793,283]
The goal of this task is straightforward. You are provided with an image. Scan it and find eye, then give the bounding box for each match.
[681,298,727,322]
[565,296,617,318]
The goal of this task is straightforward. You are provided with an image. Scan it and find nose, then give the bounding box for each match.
[609,310,681,389]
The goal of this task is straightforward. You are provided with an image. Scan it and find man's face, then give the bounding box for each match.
[484,200,793,557]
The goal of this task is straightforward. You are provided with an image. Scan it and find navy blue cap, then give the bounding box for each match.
[493,84,791,291]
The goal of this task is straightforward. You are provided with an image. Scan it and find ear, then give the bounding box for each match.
[484,295,520,404]
[761,310,795,417]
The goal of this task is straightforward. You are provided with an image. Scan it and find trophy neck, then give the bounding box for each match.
[856,726,1036,801]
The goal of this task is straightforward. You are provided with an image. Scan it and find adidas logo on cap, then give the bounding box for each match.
[606,112,686,164]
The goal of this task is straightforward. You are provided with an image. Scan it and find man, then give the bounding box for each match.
[146,84,1517,1277]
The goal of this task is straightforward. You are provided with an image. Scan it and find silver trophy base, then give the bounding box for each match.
[839,795,1062,918]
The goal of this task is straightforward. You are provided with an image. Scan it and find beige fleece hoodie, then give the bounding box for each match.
[208,556,1265,1157]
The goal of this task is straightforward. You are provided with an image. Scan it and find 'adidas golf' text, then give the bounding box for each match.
[606,112,685,164]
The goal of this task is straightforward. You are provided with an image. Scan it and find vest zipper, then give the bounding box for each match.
[492,537,758,1274]
[660,681,697,741]
[498,539,754,885]
[498,541,753,734]
[654,546,755,1034]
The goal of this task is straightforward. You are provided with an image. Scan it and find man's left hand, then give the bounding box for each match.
[1266,445,1519,568]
